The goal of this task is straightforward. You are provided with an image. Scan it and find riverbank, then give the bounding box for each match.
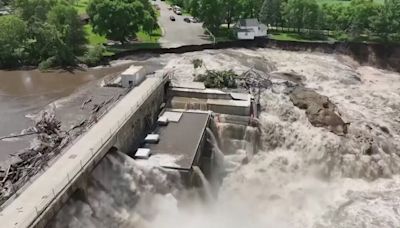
[104,38,400,74]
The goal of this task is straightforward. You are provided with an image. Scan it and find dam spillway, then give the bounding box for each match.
[0,68,256,228]
[0,75,169,228]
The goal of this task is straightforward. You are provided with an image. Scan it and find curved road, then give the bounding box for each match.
[155,0,211,48]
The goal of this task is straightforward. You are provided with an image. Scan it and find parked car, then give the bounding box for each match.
[183,17,191,23]
[190,17,200,23]
[170,16,176,21]
[175,10,182,15]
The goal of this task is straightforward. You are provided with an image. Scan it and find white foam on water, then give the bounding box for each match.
[52,48,400,228]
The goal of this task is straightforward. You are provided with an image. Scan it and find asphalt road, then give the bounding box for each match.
[155,0,211,48]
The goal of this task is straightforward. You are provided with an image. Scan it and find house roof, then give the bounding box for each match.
[238,19,260,27]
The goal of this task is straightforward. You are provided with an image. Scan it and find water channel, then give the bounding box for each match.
[2,48,400,227]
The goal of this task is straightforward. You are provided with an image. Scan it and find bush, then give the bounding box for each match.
[82,45,105,66]
[195,70,238,88]
[38,56,57,70]
[0,15,27,68]
[191,58,203,69]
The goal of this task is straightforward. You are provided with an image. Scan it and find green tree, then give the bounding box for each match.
[283,0,321,32]
[11,0,87,67]
[13,0,57,23]
[239,0,262,18]
[189,0,201,17]
[47,3,86,64]
[142,10,158,35]
[321,3,351,31]
[0,15,27,67]
[347,0,380,38]
[222,0,241,29]
[87,0,157,43]
[373,0,400,41]
[196,0,224,32]
[259,0,282,27]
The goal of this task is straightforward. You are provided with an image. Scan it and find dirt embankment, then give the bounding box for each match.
[289,87,348,136]
[109,39,400,74]
[265,40,400,73]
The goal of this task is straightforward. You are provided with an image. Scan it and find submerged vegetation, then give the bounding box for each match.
[195,70,238,88]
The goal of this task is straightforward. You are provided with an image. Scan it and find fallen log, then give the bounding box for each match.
[0,132,38,141]
[80,98,92,109]
[1,166,11,184]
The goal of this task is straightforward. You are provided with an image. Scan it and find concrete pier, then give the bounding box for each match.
[168,86,253,116]
[145,111,210,170]
[0,76,258,228]
[0,76,168,228]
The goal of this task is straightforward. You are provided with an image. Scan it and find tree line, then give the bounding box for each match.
[0,0,157,68]
[170,0,400,42]
[266,0,400,41]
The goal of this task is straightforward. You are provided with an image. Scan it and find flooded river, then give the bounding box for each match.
[0,56,166,161]
[48,48,400,228]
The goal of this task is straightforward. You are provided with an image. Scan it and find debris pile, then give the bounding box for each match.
[195,70,238,89]
[0,111,69,205]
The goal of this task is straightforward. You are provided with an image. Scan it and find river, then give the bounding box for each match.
[45,48,400,228]
[0,55,167,161]
[3,48,400,227]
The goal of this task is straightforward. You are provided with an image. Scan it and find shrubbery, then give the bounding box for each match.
[81,45,105,66]
[195,70,238,88]
[0,0,86,68]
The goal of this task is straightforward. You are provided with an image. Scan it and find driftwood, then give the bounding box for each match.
[0,94,121,206]
[0,132,38,141]
[80,98,92,109]
[92,101,105,114]
[239,68,272,90]
[70,119,86,131]
[1,166,11,184]
[0,110,69,205]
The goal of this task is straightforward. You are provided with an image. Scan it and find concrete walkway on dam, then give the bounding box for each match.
[0,77,164,228]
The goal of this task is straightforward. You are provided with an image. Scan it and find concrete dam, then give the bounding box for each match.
[0,67,259,228]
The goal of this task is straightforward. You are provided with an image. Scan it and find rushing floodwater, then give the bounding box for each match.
[0,56,166,161]
[3,48,400,227]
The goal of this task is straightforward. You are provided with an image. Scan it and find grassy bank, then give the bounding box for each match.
[210,25,394,44]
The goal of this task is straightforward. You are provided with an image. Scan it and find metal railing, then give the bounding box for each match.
[15,77,165,228]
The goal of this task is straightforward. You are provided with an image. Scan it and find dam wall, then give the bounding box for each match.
[115,78,167,154]
[0,76,169,228]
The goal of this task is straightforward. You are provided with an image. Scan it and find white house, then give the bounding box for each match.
[120,65,146,88]
[236,19,267,40]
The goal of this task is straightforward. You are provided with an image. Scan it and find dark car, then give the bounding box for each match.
[170,16,176,21]
[183,17,191,23]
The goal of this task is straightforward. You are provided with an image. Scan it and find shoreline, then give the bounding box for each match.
[1,39,400,73]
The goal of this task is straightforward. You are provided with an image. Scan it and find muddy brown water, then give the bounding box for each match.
[0,65,132,161]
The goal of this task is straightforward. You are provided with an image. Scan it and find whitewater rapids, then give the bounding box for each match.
[50,48,400,228]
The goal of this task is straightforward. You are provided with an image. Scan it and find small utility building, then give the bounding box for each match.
[236,19,267,40]
[121,65,146,88]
